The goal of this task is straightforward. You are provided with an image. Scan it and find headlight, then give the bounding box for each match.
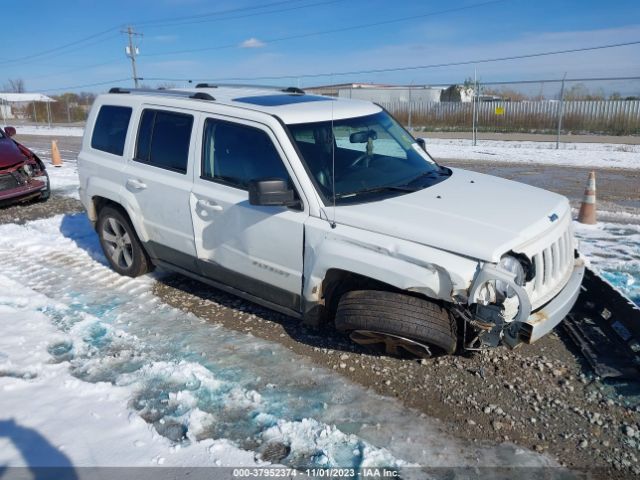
[22,164,32,176]
[495,255,525,298]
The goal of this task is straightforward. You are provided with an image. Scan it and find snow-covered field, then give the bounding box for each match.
[5,125,85,137]
[0,215,557,472]
[423,138,640,170]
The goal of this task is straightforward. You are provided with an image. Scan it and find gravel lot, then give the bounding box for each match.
[2,134,639,477]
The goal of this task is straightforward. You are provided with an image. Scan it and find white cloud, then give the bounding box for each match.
[239,37,266,49]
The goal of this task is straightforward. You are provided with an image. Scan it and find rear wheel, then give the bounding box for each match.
[335,290,457,358]
[97,206,151,277]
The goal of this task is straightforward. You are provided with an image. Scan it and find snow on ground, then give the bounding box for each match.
[4,125,84,137]
[30,145,80,199]
[0,215,557,472]
[0,274,260,470]
[574,221,640,306]
[423,138,640,170]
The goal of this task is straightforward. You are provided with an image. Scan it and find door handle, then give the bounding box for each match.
[196,199,223,212]
[126,178,147,190]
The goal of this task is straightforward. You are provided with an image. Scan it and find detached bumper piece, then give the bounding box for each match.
[563,267,640,379]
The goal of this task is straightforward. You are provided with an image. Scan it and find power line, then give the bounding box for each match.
[140,0,509,57]
[40,78,131,93]
[137,0,344,31]
[0,28,120,66]
[0,0,342,69]
[134,0,313,27]
[143,40,640,82]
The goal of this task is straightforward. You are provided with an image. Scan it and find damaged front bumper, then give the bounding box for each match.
[516,258,585,344]
[466,257,585,348]
[0,168,49,204]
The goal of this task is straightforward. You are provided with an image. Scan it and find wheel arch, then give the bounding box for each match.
[91,195,150,243]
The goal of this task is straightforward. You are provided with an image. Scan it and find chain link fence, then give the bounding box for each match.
[332,77,640,138]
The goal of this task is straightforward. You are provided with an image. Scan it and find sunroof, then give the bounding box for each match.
[233,94,332,106]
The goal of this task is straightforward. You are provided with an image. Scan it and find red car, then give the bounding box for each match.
[0,126,50,205]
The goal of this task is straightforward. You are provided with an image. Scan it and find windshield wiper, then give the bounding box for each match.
[334,184,417,199]
[403,168,451,187]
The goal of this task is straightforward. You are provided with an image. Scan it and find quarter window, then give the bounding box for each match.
[91,105,132,156]
[135,109,193,174]
[202,119,290,189]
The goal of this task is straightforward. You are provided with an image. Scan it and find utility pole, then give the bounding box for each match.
[122,26,142,88]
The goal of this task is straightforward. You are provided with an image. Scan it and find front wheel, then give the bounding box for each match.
[97,206,151,277]
[335,290,457,358]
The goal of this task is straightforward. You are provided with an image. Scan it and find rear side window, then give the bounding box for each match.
[134,109,193,174]
[91,105,132,156]
[202,119,290,189]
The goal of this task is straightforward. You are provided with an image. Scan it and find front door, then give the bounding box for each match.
[190,117,306,311]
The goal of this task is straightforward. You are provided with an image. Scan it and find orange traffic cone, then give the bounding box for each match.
[51,140,62,167]
[577,171,596,224]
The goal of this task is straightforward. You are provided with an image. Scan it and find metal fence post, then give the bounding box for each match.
[408,86,413,131]
[556,74,566,150]
[472,73,478,146]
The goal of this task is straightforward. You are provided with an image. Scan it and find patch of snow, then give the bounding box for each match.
[0,274,259,468]
[574,220,640,306]
[5,125,85,137]
[28,146,80,199]
[423,138,640,170]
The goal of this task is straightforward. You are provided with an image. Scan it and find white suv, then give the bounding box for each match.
[78,85,585,357]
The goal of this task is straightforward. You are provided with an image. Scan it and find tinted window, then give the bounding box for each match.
[202,119,290,189]
[134,109,193,174]
[91,105,132,156]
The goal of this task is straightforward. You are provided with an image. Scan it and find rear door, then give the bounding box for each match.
[190,116,306,311]
[121,107,198,267]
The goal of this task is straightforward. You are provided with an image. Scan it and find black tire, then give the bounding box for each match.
[97,206,151,277]
[335,290,457,355]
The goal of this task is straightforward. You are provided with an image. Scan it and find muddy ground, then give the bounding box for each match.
[2,134,639,477]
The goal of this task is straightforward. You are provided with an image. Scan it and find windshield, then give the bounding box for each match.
[287,111,449,204]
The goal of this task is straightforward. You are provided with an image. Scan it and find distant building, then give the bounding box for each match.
[306,83,477,103]
[440,85,475,102]
[0,93,56,123]
[304,83,388,97]
[0,103,12,120]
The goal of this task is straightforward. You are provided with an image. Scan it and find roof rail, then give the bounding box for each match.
[194,83,305,94]
[108,87,215,101]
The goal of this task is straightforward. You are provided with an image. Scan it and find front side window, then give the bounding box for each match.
[91,105,132,156]
[134,109,193,174]
[288,111,449,204]
[202,119,290,189]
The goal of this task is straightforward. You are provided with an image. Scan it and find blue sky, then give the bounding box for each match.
[2,0,639,94]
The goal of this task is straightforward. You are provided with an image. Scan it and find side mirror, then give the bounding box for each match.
[4,126,16,137]
[416,137,426,151]
[248,178,298,207]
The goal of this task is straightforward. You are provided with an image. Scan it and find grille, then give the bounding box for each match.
[529,226,575,308]
[0,173,19,191]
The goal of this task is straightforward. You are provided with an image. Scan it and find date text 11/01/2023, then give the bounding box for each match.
[232,468,400,478]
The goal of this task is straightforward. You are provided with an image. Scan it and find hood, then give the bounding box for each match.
[332,168,569,262]
[0,138,28,169]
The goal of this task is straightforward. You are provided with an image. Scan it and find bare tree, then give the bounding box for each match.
[3,78,26,93]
